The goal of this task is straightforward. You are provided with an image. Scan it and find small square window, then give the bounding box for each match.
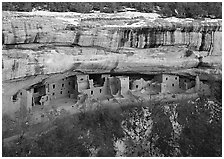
[175,77,177,80]
[136,85,138,88]
[62,83,64,87]
[60,91,63,94]
[20,92,22,95]
[12,94,17,102]
[52,84,55,89]
[166,77,168,80]
[172,84,175,87]
[52,93,55,96]
[34,87,38,93]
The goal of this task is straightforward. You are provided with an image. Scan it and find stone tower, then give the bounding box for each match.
[76,75,90,92]
[101,77,113,99]
[195,75,200,92]
[119,76,129,96]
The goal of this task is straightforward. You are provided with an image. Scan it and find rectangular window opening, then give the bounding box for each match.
[34,87,38,93]
[12,94,18,102]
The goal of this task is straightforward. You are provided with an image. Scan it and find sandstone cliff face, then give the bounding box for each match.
[4,14,221,54]
[2,11,222,82]
[74,19,222,54]
[2,11,222,100]
[1,12,222,146]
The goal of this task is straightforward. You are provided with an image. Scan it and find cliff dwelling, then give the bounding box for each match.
[2,3,222,157]
[7,73,211,118]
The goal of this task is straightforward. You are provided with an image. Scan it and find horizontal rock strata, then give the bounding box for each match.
[2,11,222,82]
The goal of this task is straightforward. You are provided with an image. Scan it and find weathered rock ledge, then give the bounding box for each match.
[2,11,222,82]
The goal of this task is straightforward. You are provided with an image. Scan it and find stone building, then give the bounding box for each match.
[44,75,78,105]
[82,77,104,100]
[82,74,118,101]
[78,74,128,100]
[144,82,161,95]
[179,77,195,90]
[131,78,147,91]
[11,75,78,111]
[77,74,90,92]
[118,76,129,96]
[9,73,211,116]
[154,74,180,94]
[195,75,211,96]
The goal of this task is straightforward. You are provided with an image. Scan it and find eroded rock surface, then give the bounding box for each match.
[2,11,222,82]
[2,10,222,157]
[2,11,222,123]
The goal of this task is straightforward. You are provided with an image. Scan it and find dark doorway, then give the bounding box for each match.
[89,74,104,87]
